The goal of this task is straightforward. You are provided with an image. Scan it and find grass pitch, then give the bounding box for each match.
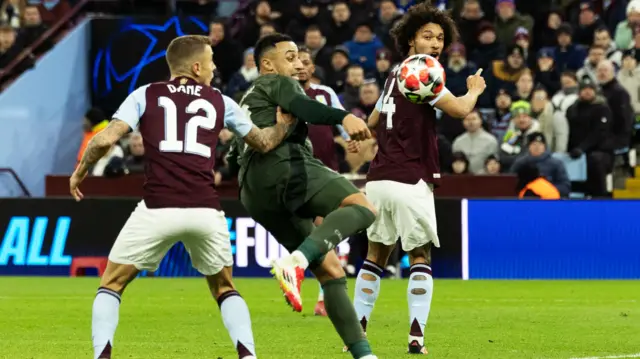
[0,278,638,359]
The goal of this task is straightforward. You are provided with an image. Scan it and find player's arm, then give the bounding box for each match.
[325,86,351,140]
[434,69,486,119]
[367,94,385,129]
[222,95,291,153]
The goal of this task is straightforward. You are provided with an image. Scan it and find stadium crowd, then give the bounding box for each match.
[69,0,640,197]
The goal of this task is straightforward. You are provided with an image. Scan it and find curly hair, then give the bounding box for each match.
[390,2,459,57]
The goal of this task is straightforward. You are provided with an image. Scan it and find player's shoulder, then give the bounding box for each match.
[310,83,338,96]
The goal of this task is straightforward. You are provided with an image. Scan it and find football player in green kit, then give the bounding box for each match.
[235,33,378,359]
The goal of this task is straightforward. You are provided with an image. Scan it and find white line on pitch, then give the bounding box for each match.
[569,353,640,359]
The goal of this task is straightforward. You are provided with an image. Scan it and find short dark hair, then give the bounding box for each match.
[561,70,578,82]
[254,33,294,71]
[594,26,610,35]
[298,45,310,54]
[306,24,322,34]
[390,2,458,56]
[589,43,606,52]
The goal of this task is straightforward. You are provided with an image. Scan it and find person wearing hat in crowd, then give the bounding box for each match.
[470,21,505,72]
[617,49,640,118]
[510,132,571,197]
[566,77,614,197]
[494,0,533,46]
[344,21,384,73]
[614,0,640,50]
[444,42,479,97]
[536,47,561,95]
[550,22,588,72]
[285,0,323,43]
[226,47,259,102]
[326,45,350,93]
[500,100,541,168]
[593,26,623,68]
[516,162,561,199]
[372,48,393,89]
[481,43,527,108]
[574,1,606,46]
[513,27,534,68]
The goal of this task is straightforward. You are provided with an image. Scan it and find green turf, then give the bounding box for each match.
[0,278,638,359]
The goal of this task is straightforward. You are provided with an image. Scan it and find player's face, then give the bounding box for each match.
[411,23,445,60]
[263,41,304,80]
[298,51,315,83]
[194,45,215,85]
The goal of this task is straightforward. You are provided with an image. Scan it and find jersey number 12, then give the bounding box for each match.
[158,97,217,158]
[380,77,396,130]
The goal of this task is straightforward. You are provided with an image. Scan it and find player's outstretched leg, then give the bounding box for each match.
[314,251,378,359]
[206,267,256,359]
[407,245,434,355]
[92,261,139,359]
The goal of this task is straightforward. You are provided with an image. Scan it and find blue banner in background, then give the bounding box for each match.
[467,200,640,279]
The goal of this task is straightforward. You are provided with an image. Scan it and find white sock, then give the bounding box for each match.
[92,287,120,359]
[318,283,324,301]
[291,250,310,269]
[353,260,383,332]
[218,290,256,358]
[407,264,434,347]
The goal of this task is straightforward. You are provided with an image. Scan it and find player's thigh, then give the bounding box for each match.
[181,208,233,276]
[109,201,177,272]
[250,207,315,255]
[297,175,361,219]
[400,181,440,252]
[365,180,400,248]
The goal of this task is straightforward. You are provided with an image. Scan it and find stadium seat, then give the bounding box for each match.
[69,256,108,277]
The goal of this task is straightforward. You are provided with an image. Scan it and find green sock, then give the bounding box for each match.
[322,277,372,359]
[298,205,375,264]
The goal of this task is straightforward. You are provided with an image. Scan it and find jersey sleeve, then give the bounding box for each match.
[375,95,384,111]
[428,86,451,107]
[222,94,253,138]
[112,84,149,129]
[325,87,345,110]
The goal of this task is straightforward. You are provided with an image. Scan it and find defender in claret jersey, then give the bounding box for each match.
[69,35,295,359]
[349,3,487,355]
[236,33,378,359]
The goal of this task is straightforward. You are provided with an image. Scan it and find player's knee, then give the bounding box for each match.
[341,193,378,219]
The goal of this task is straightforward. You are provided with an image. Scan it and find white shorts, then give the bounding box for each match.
[109,200,233,276]
[365,179,440,251]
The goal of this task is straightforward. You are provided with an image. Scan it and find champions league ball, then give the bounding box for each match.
[396,54,446,104]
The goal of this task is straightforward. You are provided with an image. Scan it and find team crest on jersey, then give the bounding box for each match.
[180,78,188,85]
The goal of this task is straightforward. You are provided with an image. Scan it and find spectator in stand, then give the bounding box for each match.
[376,0,401,37]
[0,23,20,68]
[489,88,513,141]
[494,0,533,46]
[500,100,541,168]
[259,22,277,39]
[552,70,580,130]
[451,151,471,174]
[304,25,332,72]
[577,44,606,84]
[510,132,571,197]
[513,27,534,68]
[516,162,561,199]
[552,23,588,72]
[597,60,635,153]
[286,0,323,43]
[340,63,365,110]
[326,45,350,93]
[226,48,258,102]
[601,0,628,35]
[77,107,108,165]
[482,44,527,107]
[593,26,623,69]
[209,19,242,85]
[536,48,561,95]
[343,21,383,73]
[33,0,70,26]
[574,1,605,46]
[614,0,640,50]
[124,132,144,174]
[534,9,563,50]
[512,69,534,101]
[0,0,23,29]
[482,154,502,174]
[352,80,379,117]
[532,86,568,153]
[348,0,376,25]
[617,49,640,116]
[457,0,486,54]
[239,0,273,48]
[452,110,499,174]
[566,77,614,197]
[324,1,355,47]
[18,5,51,51]
[470,21,504,72]
[372,48,392,89]
[445,42,478,97]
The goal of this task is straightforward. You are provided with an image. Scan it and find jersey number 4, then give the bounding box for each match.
[158,96,216,158]
[380,77,396,130]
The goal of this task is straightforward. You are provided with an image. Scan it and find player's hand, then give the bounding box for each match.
[467,68,486,95]
[342,114,371,141]
[69,170,87,202]
[276,106,294,126]
[346,140,361,153]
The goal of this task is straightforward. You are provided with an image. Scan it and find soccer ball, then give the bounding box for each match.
[396,54,446,104]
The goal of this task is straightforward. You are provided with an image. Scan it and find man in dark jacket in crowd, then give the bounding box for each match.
[286,0,323,43]
[445,42,479,97]
[566,78,614,197]
[597,60,634,152]
[551,23,588,72]
[208,19,242,84]
[510,132,571,197]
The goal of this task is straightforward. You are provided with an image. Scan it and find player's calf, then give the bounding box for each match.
[407,245,434,355]
[92,261,139,359]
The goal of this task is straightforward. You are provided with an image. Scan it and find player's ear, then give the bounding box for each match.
[191,61,201,77]
[409,38,415,48]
